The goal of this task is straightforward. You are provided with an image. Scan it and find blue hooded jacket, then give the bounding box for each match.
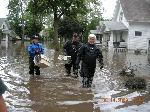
[27,42,44,58]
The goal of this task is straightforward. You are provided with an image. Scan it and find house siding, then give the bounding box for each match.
[128,22,150,50]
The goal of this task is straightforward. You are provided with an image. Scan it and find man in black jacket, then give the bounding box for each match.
[76,34,103,87]
[64,33,82,77]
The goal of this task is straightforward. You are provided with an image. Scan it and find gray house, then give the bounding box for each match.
[92,0,150,52]
[0,18,16,41]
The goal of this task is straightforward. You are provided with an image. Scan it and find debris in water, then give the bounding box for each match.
[125,77,147,89]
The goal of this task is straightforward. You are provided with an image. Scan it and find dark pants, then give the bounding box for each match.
[0,78,7,95]
[29,57,40,75]
[65,59,77,75]
[80,63,95,87]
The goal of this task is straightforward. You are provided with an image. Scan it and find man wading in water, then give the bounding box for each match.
[64,33,82,78]
[76,34,103,87]
[27,35,44,75]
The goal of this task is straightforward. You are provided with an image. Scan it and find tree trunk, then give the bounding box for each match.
[53,17,60,51]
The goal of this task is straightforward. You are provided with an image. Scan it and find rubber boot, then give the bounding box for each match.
[82,77,88,88]
[87,77,93,88]
[73,70,78,78]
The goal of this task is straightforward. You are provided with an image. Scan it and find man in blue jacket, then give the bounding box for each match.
[27,35,44,75]
[76,34,103,87]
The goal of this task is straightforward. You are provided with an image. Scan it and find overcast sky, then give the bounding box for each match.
[101,0,117,19]
[0,0,117,19]
[0,0,9,18]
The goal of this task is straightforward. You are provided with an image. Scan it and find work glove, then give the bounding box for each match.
[35,48,40,54]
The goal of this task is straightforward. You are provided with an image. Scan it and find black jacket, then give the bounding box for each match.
[76,43,103,68]
[64,41,82,61]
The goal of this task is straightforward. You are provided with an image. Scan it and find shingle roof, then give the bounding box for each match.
[120,0,150,22]
[103,21,128,32]
[90,30,102,34]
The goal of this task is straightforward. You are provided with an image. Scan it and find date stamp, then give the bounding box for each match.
[99,96,144,103]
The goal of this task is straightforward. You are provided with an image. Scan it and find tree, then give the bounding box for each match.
[7,0,22,37]
[78,0,104,42]
[7,0,43,39]
[27,0,88,51]
[58,16,85,41]
[24,12,43,37]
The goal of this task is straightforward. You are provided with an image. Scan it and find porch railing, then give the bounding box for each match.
[113,42,127,48]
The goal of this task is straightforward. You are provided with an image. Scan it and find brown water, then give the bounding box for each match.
[0,41,150,112]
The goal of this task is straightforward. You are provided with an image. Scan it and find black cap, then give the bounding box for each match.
[31,35,39,40]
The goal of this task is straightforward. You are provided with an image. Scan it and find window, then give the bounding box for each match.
[120,32,125,42]
[3,25,5,29]
[135,31,142,36]
[119,12,123,21]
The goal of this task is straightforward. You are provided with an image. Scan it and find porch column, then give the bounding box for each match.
[102,34,107,47]
[108,31,114,49]
[5,34,8,50]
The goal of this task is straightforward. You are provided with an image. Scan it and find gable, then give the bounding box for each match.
[120,0,150,22]
[1,22,9,30]
[113,0,121,22]
[113,0,128,22]
[0,18,6,28]
[113,0,150,22]
[104,21,128,32]
[0,18,11,30]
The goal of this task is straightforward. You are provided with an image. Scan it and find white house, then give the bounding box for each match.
[0,18,16,41]
[93,0,150,52]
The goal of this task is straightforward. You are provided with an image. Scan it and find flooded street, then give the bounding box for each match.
[0,41,150,112]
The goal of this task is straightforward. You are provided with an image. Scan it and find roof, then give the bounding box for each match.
[120,0,150,22]
[0,18,6,27]
[90,30,102,34]
[103,21,128,32]
[2,29,16,37]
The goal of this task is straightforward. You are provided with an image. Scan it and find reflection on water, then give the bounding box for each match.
[0,41,150,112]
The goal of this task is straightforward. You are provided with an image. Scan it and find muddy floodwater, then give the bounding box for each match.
[0,41,150,112]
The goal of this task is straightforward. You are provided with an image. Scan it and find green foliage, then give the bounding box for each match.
[82,17,103,42]
[30,0,88,17]
[7,0,22,37]
[27,0,89,50]
[8,0,103,48]
[24,13,43,37]
[69,0,103,42]
[58,16,103,43]
[40,28,54,40]
[7,0,43,38]
[58,17,85,39]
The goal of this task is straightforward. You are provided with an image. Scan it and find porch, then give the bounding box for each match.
[103,30,128,49]
[101,21,128,49]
